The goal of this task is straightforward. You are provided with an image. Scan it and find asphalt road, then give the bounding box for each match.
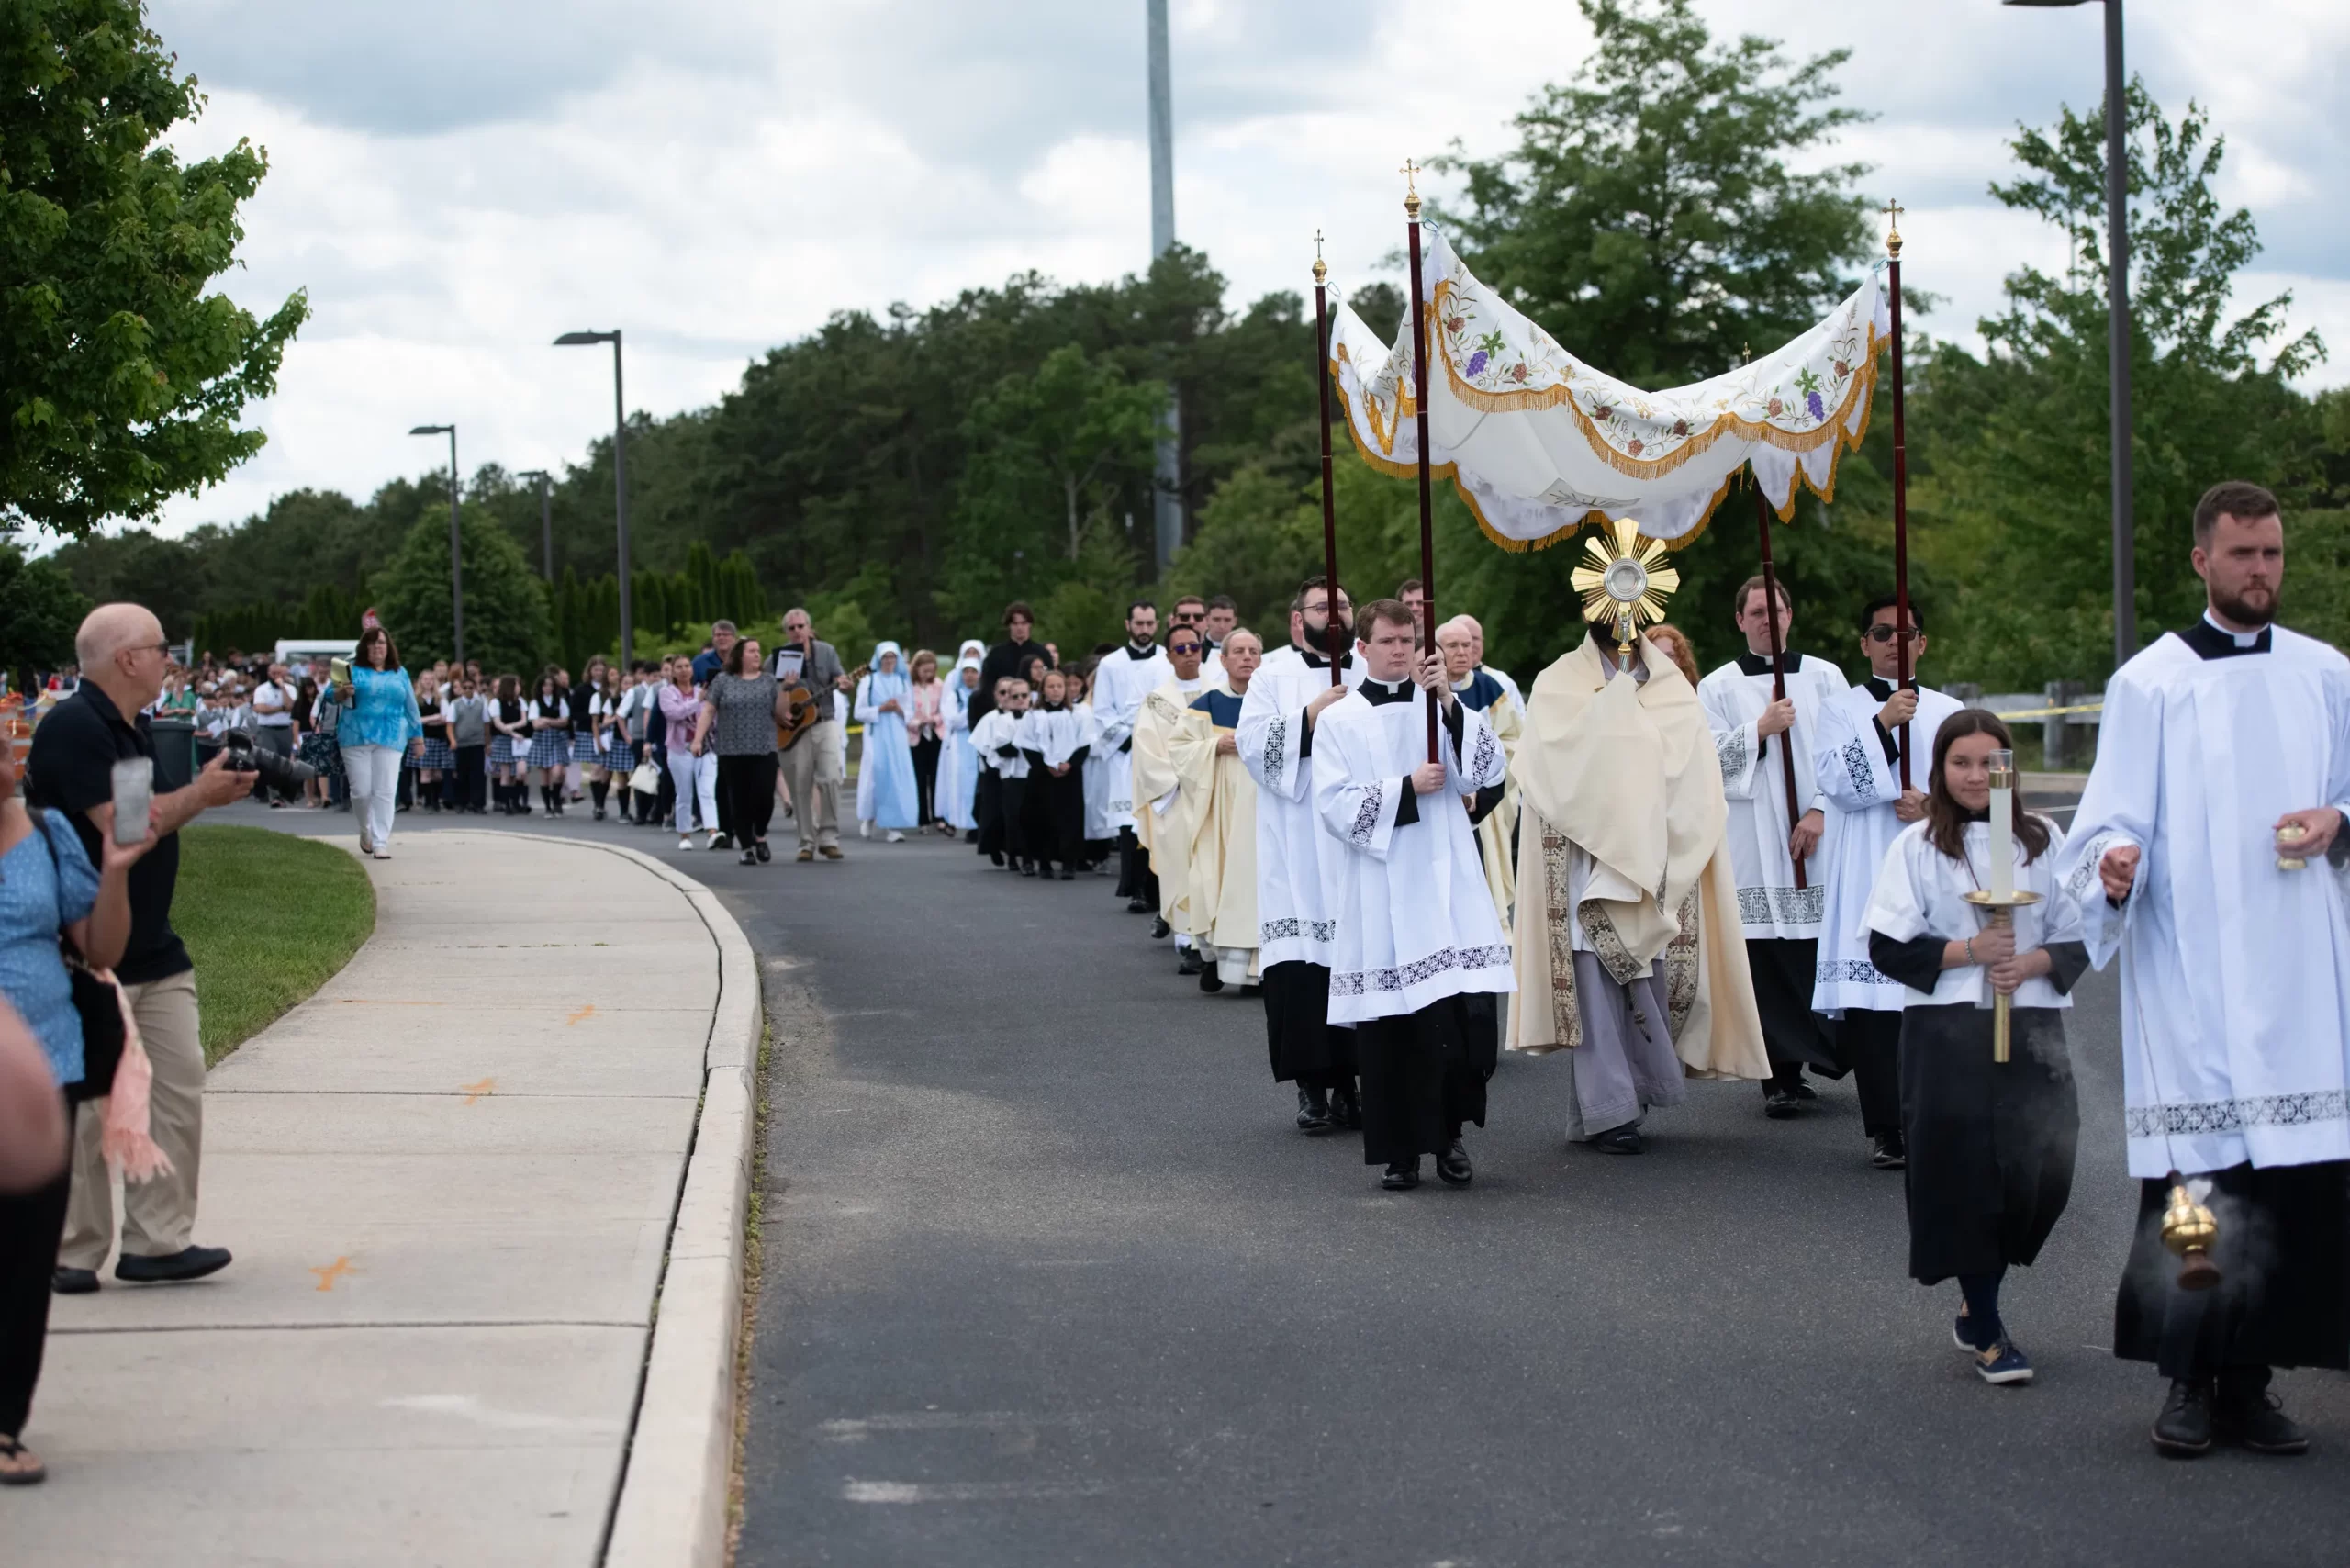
[238,798,2350,1566]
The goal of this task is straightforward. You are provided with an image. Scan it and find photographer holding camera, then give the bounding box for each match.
[28,605,254,1292]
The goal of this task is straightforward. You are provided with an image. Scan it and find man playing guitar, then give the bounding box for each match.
[768,607,852,860]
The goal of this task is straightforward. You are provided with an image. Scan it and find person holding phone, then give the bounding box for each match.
[26,603,252,1294]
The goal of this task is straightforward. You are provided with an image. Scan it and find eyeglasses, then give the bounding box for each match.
[1169,643,1203,655]
[126,642,170,657]
[1863,624,1921,644]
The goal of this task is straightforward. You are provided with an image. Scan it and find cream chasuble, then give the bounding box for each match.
[1130,674,1204,928]
[1169,683,1260,981]
[1508,634,1769,1079]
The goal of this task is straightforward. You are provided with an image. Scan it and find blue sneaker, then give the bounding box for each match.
[1974,1338,2033,1385]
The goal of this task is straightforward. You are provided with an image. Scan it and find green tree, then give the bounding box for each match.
[371,505,550,676]
[0,0,308,533]
[0,539,90,687]
[1411,0,1882,676]
[1916,84,2328,685]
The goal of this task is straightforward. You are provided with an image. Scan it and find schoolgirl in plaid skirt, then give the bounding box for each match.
[528,670,572,815]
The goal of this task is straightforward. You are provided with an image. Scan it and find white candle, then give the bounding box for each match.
[1986,749,2015,902]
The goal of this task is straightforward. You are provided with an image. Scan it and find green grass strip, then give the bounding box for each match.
[175,825,377,1066]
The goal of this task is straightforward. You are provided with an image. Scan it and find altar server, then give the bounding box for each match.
[1170,630,1264,993]
[854,643,920,843]
[1238,577,1367,1134]
[1698,577,1846,1114]
[1438,616,1522,928]
[1129,628,1210,961]
[1812,595,1965,1170]
[1508,630,1769,1154]
[970,677,1029,871]
[1092,603,1173,913]
[1315,599,1513,1190]
[2065,483,2350,1458]
[1017,666,1090,879]
[1867,711,2086,1387]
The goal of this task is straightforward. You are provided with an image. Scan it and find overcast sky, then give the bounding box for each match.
[133,0,2349,538]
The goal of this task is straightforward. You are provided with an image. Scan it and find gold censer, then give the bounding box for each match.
[2160,1177,2222,1292]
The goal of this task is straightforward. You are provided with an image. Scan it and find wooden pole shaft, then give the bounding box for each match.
[1889,254,1913,790]
[1314,276,1344,688]
[1754,480,1807,891]
[1406,213,1438,763]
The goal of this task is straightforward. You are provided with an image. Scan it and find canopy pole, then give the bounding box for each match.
[1313,235,1344,689]
[1404,162,1437,763]
[1886,201,1913,790]
[1752,474,1807,891]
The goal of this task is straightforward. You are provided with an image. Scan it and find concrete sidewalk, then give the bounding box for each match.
[0,832,757,1568]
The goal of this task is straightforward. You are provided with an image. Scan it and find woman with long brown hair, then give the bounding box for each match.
[337,625,422,859]
[1863,709,2087,1388]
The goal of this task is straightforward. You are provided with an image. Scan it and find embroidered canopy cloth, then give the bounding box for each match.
[1328,224,1891,548]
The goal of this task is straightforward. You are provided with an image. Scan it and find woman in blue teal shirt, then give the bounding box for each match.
[337,625,422,860]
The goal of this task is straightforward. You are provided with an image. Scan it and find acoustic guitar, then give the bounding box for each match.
[772,644,834,752]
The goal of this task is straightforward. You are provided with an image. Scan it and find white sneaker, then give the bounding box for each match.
[858,820,871,839]
[372,849,391,860]
[706,832,722,849]
[678,834,694,850]
[885,830,904,844]
[359,828,374,856]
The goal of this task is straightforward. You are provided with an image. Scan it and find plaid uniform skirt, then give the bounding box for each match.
[527,730,572,770]
[605,735,641,768]
[488,734,518,767]
[571,733,601,765]
[417,737,454,769]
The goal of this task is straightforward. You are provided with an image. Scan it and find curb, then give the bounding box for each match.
[437,834,758,1568]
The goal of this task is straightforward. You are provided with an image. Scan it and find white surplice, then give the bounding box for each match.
[1864,818,2085,1012]
[1809,678,1966,1015]
[1237,644,1367,970]
[2062,622,2350,1180]
[1089,643,1173,832]
[1697,652,1845,937]
[1313,679,1515,1024]
[1070,700,1112,841]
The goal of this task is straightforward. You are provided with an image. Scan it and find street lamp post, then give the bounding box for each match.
[408,423,463,663]
[2005,0,2135,668]
[554,330,632,666]
[519,468,554,582]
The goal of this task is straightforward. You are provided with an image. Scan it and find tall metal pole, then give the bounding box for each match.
[2102,0,2135,668]
[610,332,632,668]
[1751,478,1806,891]
[539,474,554,583]
[446,427,464,666]
[1404,165,1438,765]
[1312,235,1344,687]
[1886,203,1913,790]
[1146,0,1182,578]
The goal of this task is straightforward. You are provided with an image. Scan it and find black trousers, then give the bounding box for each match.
[1839,1008,1904,1137]
[0,1143,70,1437]
[1261,961,1358,1087]
[1356,993,1499,1166]
[1749,936,1842,1081]
[1116,827,1158,906]
[451,745,487,811]
[912,735,942,824]
[998,776,1032,862]
[718,752,777,845]
[976,772,1005,857]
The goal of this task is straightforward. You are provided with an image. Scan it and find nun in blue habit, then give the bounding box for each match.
[854,641,922,840]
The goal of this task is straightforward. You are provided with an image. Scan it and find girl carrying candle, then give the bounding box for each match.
[1863,710,2089,1386]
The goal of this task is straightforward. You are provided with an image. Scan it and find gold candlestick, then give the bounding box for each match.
[1961,889,2042,1063]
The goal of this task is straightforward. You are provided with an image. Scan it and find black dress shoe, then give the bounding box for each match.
[115,1245,232,1284]
[2153,1379,2215,1457]
[1791,1080,1818,1101]
[1869,1134,1907,1170]
[1435,1139,1473,1186]
[754,840,772,863]
[1126,896,1152,913]
[990,851,1005,867]
[1058,868,1074,881]
[1328,1081,1362,1130]
[1199,964,1224,993]
[1177,947,1204,976]
[1149,916,1171,939]
[1380,1159,1422,1191]
[2217,1374,2310,1454]
[1295,1086,1334,1133]
[1763,1087,1802,1119]
[51,1267,98,1295]
[1591,1124,1645,1155]
[1020,863,1037,878]
[711,833,733,850]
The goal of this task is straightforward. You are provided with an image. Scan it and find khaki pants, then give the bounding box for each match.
[60,969,207,1269]
[781,720,843,850]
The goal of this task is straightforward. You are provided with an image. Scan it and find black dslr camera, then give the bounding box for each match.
[220,730,319,792]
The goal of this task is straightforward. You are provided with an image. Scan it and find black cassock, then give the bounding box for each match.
[1870,932,2087,1283]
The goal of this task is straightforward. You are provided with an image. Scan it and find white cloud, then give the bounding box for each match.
[118,0,2346,542]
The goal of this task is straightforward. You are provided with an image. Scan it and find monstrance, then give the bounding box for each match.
[1572,519,1680,669]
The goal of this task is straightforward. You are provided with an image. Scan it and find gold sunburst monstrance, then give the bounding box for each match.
[1571,518,1680,668]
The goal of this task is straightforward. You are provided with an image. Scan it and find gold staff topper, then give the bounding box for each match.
[1572,519,1679,668]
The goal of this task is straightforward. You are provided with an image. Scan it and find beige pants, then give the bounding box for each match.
[60,969,207,1268]
[781,721,843,850]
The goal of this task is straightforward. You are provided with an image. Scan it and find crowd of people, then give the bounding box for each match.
[5,480,2345,1476]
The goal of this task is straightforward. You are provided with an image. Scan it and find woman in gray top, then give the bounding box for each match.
[692,639,783,866]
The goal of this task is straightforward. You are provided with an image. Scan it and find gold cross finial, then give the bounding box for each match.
[1401,158,1422,218]
[1883,197,1905,259]
[1312,229,1327,286]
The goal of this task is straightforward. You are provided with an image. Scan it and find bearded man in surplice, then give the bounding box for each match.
[1509,627,1771,1154]
[2065,482,2350,1459]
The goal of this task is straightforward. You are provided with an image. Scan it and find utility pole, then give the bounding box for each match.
[1147,0,1182,578]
